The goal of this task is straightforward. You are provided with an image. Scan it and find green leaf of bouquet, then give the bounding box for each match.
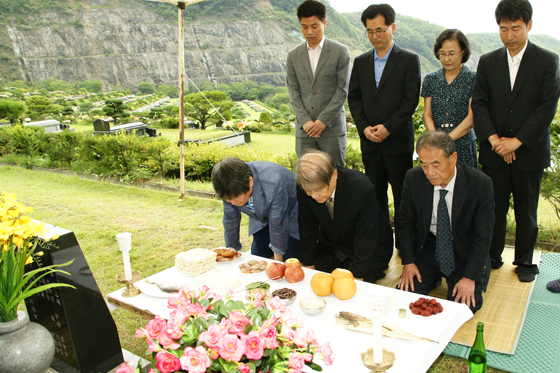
[251,313,262,327]
[306,361,323,371]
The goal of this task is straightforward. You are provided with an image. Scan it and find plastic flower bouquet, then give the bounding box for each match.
[118,285,335,373]
[0,192,74,322]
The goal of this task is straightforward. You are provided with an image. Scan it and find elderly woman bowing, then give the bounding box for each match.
[421,29,478,168]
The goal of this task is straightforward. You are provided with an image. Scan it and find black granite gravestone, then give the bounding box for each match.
[24,225,124,373]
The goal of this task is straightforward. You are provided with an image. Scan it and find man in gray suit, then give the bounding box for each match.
[212,158,301,262]
[286,0,351,167]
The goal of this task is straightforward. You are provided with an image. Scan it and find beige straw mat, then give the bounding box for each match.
[376,247,540,354]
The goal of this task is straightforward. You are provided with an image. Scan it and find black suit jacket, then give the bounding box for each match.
[348,44,421,155]
[297,167,393,278]
[472,41,560,171]
[399,163,494,290]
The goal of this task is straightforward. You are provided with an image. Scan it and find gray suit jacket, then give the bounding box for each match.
[286,37,351,138]
[222,162,299,255]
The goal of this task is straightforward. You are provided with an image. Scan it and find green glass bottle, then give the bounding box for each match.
[468,322,487,373]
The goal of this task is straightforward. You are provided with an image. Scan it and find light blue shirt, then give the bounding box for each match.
[373,43,395,87]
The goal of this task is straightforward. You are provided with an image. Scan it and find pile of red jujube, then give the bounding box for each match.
[409,297,444,317]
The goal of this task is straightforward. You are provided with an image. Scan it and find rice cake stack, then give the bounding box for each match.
[175,248,217,276]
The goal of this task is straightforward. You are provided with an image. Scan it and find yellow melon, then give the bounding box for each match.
[331,268,354,281]
[332,278,357,300]
[310,273,334,296]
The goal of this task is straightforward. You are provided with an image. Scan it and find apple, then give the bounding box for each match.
[266,262,286,280]
[284,258,302,268]
[284,266,305,283]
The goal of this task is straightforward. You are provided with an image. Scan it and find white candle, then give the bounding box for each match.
[372,316,383,364]
[116,232,133,281]
[122,250,132,281]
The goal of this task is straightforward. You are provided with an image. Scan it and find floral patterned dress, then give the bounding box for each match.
[421,66,478,168]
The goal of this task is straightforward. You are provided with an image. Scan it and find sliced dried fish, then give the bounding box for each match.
[335,311,438,343]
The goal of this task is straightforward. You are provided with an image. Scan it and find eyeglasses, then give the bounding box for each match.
[365,24,392,37]
[437,50,462,59]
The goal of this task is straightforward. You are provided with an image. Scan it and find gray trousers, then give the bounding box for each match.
[295,135,347,168]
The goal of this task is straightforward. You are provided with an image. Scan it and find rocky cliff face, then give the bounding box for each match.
[4,1,301,89]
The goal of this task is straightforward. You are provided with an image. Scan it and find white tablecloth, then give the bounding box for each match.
[107,253,473,373]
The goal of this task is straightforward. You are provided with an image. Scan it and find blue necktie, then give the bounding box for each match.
[436,189,455,276]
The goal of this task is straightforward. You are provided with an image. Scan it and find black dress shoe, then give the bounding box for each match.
[491,261,504,269]
[518,272,536,282]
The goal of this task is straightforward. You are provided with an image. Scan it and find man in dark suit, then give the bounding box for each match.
[287,0,351,167]
[472,0,560,282]
[397,132,494,313]
[212,158,301,262]
[295,150,393,282]
[348,4,421,250]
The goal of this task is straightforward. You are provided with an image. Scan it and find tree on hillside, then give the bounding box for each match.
[229,82,247,101]
[184,91,234,130]
[0,99,27,124]
[259,111,272,125]
[26,96,59,119]
[78,101,94,115]
[61,106,74,116]
[138,82,155,95]
[103,99,127,117]
[84,80,103,93]
[156,84,178,98]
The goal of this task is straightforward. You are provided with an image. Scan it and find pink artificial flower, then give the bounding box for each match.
[281,324,296,345]
[279,309,299,328]
[289,353,305,371]
[134,329,161,352]
[145,315,167,339]
[321,342,335,366]
[218,334,246,362]
[148,370,157,373]
[199,324,226,348]
[169,307,189,325]
[303,353,313,362]
[268,296,286,312]
[168,292,187,309]
[180,346,212,373]
[252,291,264,308]
[185,302,209,319]
[209,347,220,360]
[243,331,266,360]
[158,332,181,350]
[228,310,251,335]
[115,363,134,373]
[306,329,319,347]
[155,351,181,373]
[294,328,307,348]
[259,323,279,349]
[238,363,251,373]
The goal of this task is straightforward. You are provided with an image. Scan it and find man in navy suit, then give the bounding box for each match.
[348,4,421,251]
[296,150,393,283]
[397,132,494,313]
[472,0,560,282]
[212,158,301,262]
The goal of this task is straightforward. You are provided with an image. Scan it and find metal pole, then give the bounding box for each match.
[178,2,186,199]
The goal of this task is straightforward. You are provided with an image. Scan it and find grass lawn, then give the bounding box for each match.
[1,165,509,373]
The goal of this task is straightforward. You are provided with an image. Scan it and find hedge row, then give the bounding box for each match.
[0,126,363,181]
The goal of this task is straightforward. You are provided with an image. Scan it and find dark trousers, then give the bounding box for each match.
[313,246,386,284]
[483,162,542,274]
[251,224,302,261]
[362,149,412,250]
[398,234,484,314]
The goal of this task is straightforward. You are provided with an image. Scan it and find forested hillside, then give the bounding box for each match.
[0,0,558,87]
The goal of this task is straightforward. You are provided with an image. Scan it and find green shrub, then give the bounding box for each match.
[346,125,359,138]
[344,144,364,171]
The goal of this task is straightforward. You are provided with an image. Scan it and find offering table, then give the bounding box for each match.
[107,253,473,373]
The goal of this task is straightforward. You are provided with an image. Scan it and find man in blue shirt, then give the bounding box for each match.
[212,158,301,261]
[348,4,421,252]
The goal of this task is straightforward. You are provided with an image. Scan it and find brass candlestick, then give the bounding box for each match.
[361,348,396,372]
[116,270,141,297]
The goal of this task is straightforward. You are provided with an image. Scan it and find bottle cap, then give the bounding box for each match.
[477,322,484,331]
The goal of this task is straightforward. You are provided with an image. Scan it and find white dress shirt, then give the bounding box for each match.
[507,41,528,90]
[307,36,325,77]
[430,167,457,236]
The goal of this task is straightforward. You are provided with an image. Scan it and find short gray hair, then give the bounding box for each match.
[416,131,456,158]
[295,150,336,191]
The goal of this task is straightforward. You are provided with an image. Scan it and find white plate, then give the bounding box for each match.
[410,308,443,318]
[195,269,242,294]
[239,269,267,276]
[136,276,188,298]
[213,248,243,263]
